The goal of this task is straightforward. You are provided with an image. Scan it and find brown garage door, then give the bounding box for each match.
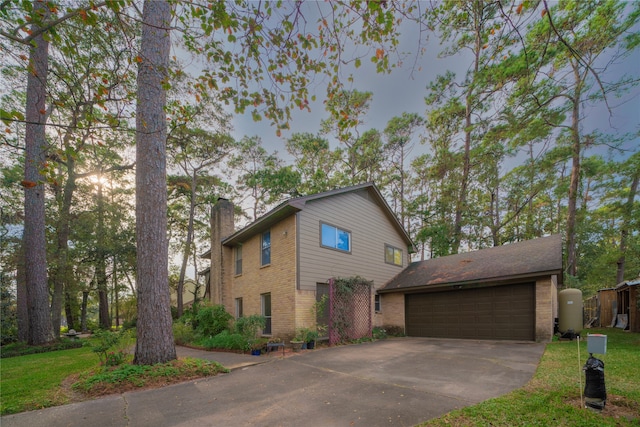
[405,283,535,340]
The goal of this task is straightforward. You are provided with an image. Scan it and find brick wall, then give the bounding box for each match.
[229,215,297,340]
[535,276,556,342]
[380,293,405,330]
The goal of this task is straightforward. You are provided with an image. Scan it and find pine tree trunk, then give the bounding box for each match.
[23,1,55,345]
[134,0,176,365]
[16,242,28,342]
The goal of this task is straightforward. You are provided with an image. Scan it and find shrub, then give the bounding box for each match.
[372,327,387,340]
[233,315,266,338]
[91,329,134,366]
[0,339,83,358]
[198,330,249,351]
[173,321,195,346]
[381,325,405,337]
[105,350,128,367]
[194,304,232,338]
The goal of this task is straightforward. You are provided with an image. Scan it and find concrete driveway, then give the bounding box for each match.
[1,338,545,427]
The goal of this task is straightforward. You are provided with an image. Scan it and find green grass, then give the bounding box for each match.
[0,344,99,414]
[422,328,640,426]
[0,339,228,416]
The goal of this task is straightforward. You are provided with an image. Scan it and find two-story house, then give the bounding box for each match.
[204,182,413,339]
[202,182,563,343]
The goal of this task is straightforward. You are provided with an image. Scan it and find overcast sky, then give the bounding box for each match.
[227,10,640,167]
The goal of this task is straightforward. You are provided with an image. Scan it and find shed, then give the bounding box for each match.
[597,288,617,328]
[615,279,640,332]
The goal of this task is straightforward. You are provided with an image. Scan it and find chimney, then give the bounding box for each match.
[210,198,234,306]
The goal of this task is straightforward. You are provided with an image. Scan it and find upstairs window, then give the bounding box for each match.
[261,230,271,266]
[385,244,403,266]
[235,245,243,275]
[321,223,351,252]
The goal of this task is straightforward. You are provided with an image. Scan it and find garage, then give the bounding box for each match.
[405,283,535,341]
[379,235,564,342]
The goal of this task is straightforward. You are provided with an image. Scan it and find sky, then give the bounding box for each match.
[226,6,640,168]
[176,2,640,279]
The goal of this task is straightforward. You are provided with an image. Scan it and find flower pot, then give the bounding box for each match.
[290,340,304,352]
[306,340,315,350]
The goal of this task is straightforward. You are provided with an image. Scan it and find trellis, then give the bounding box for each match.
[328,277,372,345]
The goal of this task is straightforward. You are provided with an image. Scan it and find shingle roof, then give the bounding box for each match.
[379,234,563,293]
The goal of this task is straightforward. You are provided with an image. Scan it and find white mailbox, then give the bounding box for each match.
[587,334,607,355]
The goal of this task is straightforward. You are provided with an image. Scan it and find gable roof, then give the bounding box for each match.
[222,182,414,250]
[379,234,563,293]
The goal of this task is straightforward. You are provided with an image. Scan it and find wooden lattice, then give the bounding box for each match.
[328,277,372,345]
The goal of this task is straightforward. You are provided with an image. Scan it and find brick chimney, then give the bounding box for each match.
[209,198,234,307]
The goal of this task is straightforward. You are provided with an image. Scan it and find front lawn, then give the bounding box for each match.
[1,344,98,414]
[0,336,227,416]
[422,328,640,426]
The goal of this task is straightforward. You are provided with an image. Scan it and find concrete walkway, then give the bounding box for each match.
[1,338,545,427]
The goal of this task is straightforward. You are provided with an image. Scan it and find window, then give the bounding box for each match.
[385,244,403,266]
[321,223,351,252]
[235,246,242,275]
[261,293,272,335]
[261,230,271,266]
[235,297,243,318]
[375,294,381,312]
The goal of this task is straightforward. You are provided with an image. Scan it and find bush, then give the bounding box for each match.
[372,327,387,340]
[194,305,232,338]
[91,329,133,366]
[233,315,266,338]
[0,339,83,358]
[173,321,195,346]
[198,330,249,351]
[381,325,405,337]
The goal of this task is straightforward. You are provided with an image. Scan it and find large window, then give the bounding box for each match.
[261,230,271,266]
[235,245,242,275]
[261,293,271,335]
[321,223,351,252]
[385,244,403,266]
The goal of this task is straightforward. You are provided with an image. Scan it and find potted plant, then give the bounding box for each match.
[249,338,267,356]
[290,329,306,352]
[305,329,319,349]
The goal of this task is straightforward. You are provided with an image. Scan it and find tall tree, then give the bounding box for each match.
[320,89,374,184]
[285,133,340,194]
[384,112,424,230]
[1,0,129,342]
[614,153,639,284]
[231,136,299,221]
[167,126,233,317]
[21,0,54,345]
[424,1,510,254]
[44,7,137,333]
[512,0,640,278]
[134,0,176,365]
